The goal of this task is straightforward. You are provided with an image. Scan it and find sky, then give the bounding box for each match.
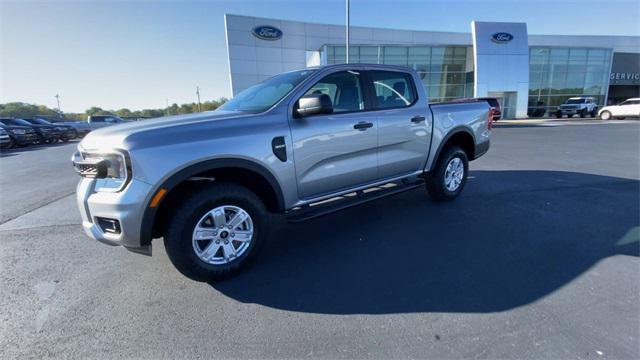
[1,0,639,113]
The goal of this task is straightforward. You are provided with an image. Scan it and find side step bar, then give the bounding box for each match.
[286,179,424,223]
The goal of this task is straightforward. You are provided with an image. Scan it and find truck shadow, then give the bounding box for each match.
[210,170,639,314]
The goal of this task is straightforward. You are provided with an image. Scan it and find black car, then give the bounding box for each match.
[0,122,39,146]
[0,128,13,149]
[0,117,58,144]
[26,117,77,142]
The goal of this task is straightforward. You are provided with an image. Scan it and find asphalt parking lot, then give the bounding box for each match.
[1,120,639,359]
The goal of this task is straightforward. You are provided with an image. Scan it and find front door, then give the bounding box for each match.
[289,70,379,199]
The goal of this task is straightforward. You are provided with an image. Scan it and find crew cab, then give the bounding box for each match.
[598,98,640,120]
[556,97,598,118]
[73,64,492,281]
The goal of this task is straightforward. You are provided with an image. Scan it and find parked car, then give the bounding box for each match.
[0,117,59,144]
[24,117,77,142]
[0,128,12,149]
[0,122,38,146]
[86,115,129,129]
[598,98,640,120]
[556,97,598,118]
[73,64,492,282]
[37,115,91,137]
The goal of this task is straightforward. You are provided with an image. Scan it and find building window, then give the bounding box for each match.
[528,47,612,117]
[324,45,473,103]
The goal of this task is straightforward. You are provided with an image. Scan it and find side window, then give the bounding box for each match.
[304,71,364,113]
[370,71,416,109]
[92,118,105,123]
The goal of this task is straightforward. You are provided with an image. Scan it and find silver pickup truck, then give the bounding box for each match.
[73,64,492,281]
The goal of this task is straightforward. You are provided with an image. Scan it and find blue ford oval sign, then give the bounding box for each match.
[491,32,514,43]
[252,25,282,41]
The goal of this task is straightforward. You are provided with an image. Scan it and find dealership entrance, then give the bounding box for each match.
[607,52,640,105]
[488,91,517,119]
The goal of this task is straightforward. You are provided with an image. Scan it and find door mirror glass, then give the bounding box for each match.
[295,93,333,117]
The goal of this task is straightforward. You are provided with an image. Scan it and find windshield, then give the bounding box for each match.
[218,69,316,113]
[566,99,586,104]
[3,118,32,126]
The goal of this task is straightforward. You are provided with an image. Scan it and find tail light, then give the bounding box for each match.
[487,107,494,130]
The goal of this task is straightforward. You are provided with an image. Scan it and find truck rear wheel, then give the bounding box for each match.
[426,146,469,201]
[163,182,269,282]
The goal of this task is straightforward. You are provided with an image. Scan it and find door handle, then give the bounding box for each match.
[411,115,426,123]
[353,121,373,130]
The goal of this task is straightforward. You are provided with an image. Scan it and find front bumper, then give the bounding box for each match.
[11,133,39,145]
[57,129,77,139]
[76,177,153,254]
[558,108,580,114]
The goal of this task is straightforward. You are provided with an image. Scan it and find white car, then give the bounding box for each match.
[598,98,640,120]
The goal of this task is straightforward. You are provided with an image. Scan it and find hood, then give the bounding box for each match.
[79,110,251,151]
[0,125,34,130]
[28,124,55,129]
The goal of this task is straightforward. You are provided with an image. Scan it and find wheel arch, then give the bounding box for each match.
[139,158,285,246]
[428,128,476,172]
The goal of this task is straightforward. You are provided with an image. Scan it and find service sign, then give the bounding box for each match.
[252,25,282,41]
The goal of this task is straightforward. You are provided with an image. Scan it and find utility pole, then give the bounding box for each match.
[345,0,350,64]
[54,94,61,114]
[196,86,202,112]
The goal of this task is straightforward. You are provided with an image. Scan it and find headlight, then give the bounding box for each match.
[55,127,65,131]
[72,150,131,192]
[11,129,26,135]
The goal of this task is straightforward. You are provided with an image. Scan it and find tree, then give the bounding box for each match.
[85,107,112,116]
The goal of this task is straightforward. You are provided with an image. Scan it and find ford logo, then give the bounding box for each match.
[491,32,514,43]
[252,25,282,41]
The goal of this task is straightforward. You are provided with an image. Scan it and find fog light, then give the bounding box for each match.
[96,217,121,234]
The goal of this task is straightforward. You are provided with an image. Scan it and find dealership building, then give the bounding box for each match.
[224,14,640,118]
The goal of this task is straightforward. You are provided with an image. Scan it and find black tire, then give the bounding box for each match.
[60,137,70,143]
[426,146,469,202]
[590,108,597,117]
[1,138,14,150]
[580,109,587,118]
[555,112,562,118]
[163,182,269,282]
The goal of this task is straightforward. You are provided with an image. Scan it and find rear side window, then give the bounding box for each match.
[370,71,416,109]
[486,98,499,108]
[305,71,364,113]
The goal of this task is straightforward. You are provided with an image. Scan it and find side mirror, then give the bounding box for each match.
[295,93,333,118]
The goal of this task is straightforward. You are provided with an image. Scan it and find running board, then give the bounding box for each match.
[286,180,424,223]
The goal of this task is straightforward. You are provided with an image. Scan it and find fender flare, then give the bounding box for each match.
[428,127,476,172]
[139,158,285,245]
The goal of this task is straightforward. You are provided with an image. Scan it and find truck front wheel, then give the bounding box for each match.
[163,182,269,282]
[426,146,469,201]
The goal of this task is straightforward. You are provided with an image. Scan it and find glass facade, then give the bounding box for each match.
[528,47,612,117]
[324,45,474,103]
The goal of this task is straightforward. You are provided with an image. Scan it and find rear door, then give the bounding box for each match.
[289,69,379,198]
[367,70,430,178]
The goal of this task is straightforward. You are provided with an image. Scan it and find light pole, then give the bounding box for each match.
[196,86,202,112]
[345,0,350,64]
[54,94,61,114]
